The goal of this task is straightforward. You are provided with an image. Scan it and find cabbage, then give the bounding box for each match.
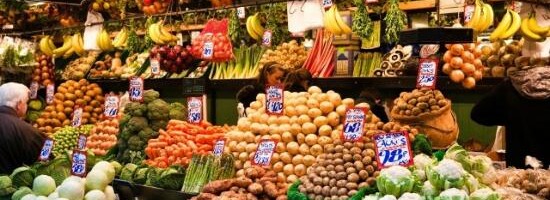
[398,193,423,200]
[10,167,36,188]
[470,188,500,200]
[32,175,56,196]
[376,166,415,198]
[21,194,36,200]
[119,164,138,182]
[109,161,122,176]
[11,187,33,200]
[61,176,83,187]
[0,175,16,196]
[58,180,84,200]
[84,190,106,200]
[103,186,115,200]
[427,159,466,190]
[437,188,468,200]
[464,174,480,194]
[85,170,109,192]
[91,162,115,182]
[47,192,58,200]
[55,198,69,200]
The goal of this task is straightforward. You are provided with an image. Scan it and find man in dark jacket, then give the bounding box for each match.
[471,66,550,168]
[0,82,46,174]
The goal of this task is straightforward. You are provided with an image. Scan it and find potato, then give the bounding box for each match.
[283,164,294,176]
[294,164,306,177]
[310,144,323,156]
[292,154,304,165]
[280,152,292,164]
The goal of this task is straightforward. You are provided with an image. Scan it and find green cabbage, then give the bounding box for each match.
[10,167,36,188]
[470,188,500,200]
[437,188,468,200]
[150,168,185,190]
[376,166,415,198]
[11,186,33,200]
[32,175,56,196]
[464,174,480,194]
[85,170,109,192]
[57,180,84,200]
[132,167,150,184]
[427,159,466,191]
[119,164,138,182]
[84,190,105,200]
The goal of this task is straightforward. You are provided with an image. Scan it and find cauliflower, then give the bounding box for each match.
[169,102,186,120]
[434,159,466,180]
[438,188,468,200]
[377,166,415,198]
[422,181,439,198]
[127,117,149,133]
[414,154,435,171]
[398,193,423,200]
[146,99,170,120]
[470,188,500,200]
[125,102,147,117]
[427,159,467,190]
[379,195,398,200]
[143,90,160,104]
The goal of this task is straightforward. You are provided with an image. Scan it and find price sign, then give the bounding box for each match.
[252,139,277,166]
[373,132,413,169]
[202,41,214,59]
[129,76,144,102]
[103,94,120,118]
[365,0,378,3]
[150,58,161,75]
[265,84,284,115]
[46,84,55,104]
[38,139,54,161]
[187,97,203,124]
[262,30,272,46]
[341,108,367,142]
[71,150,87,177]
[322,0,333,9]
[464,5,475,24]
[2,24,14,30]
[77,134,87,150]
[71,106,83,127]
[237,7,246,19]
[30,82,39,99]
[416,58,439,89]
[212,138,226,156]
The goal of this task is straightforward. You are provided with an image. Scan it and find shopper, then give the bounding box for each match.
[284,68,313,92]
[471,66,550,168]
[355,88,390,123]
[237,62,287,109]
[0,82,46,174]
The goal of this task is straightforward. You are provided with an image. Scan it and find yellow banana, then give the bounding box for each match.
[332,5,352,34]
[246,16,260,40]
[47,36,56,51]
[490,10,511,41]
[39,36,54,56]
[113,27,128,48]
[520,17,545,42]
[63,47,75,59]
[71,33,85,55]
[148,22,165,45]
[499,10,521,39]
[158,22,176,43]
[478,3,494,32]
[467,0,482,31]
[53,36,72,57]
[527,13,550,35]
[250,14,265,38]
[324,6,342,35]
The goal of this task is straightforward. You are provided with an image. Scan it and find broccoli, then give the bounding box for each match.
[138,127,156,140]
[119,114,131,127]
[119,127,133,140]
[117,138,128,151]
[127,116,149,133]
[169,102,187,120]
[150,120,168,131]
[146,99,170,120]
[128,135,146,151]
[413,134,432,156]
[143,90,160,104]
[125,102,147,117]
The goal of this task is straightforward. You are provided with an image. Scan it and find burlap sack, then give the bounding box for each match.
[391,99,459,149]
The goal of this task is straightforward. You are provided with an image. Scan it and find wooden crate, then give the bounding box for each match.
[333,46,361,77]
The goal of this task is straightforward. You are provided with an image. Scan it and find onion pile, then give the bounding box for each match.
[86,118,119,156]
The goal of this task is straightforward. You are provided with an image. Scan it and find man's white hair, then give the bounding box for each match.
[0,82,30,108]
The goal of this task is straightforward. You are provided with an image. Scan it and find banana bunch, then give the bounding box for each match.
[39,36,56,57]
[97,29,114,51]
[323,5,352,35]
[466,0,494,33]
[148,21,178,45]
[246,13,264,41]
[489,9,521,41]
[113,27,129,49]
[519,13,549,42]
[71,33,85,56]
[53,36,76,59]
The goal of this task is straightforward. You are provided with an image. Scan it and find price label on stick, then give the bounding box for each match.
[202,40,214,59]
[46,84,55,104]
[38,139,54,161]
[103,94,120,118]
[71,150,87,177]
[237,7,246,19]
[416,58,439,89]
[265,84,284,115]
[373,132,414,169]
[464,5,475,24]
[322,0,333,9]
[187,97,203,124]
[252,139,277,166]
[150,58,161,75]
[77,134,87,151]
[212,138,225,156]
[341,108,367,142]
[71,106,83,127]
[262,30,272,46]
[129,76,144,102]
[30,82,38,99]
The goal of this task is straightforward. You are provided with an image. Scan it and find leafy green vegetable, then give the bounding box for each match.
[286,180,307,200]
[413,134,432,156]
[421,181,440,200]
[349,186,378,200]
[352,0,373,39]
[0,176,15,197]
[11,186,32,200]
[437,188,469,200]
[9,167,35,188]
[132,167,150,184]
[150,167,185,190]
[383,0,407,44]
[120,163,138,182]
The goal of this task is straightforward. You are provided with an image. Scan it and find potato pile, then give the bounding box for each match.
[364,121,419,142]
[61,51,99,80]
[259,40,308,69]
[391,88,448,117]
[32,54,54,86]
[34,79,104,134]
[442,43,485,89]
[298,140,379,200]
[225,86,381,184]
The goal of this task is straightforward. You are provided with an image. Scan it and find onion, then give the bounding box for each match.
[473,70,483,81]
[461,63,476,75]
[450,70,465,83]
[319,101,334,114]
[450,44,464,56]
[442,63,453,75]
[318,125,332,136]
[462,77,476,89]
[450,57,463,69]
[302,122,317,135]
[308,86,322,94]
[342,98,354,107]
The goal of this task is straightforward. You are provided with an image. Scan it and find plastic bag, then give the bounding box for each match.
[287,0,324,33]
[83,11,104,51]
[189,18,234,62]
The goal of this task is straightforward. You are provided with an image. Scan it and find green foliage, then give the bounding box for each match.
[150,167,185,190]
[287,180,307,200]
[413,134,432,156]
[132,167,150,184]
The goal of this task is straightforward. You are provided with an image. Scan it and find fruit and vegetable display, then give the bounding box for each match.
[51,125,93,157]
[259,40,308,70]
[144,120,228,167]
[324,5,353,36]
[442,43,485,89]
[481,40,523,77]
[373,45,413,77]
[88,51,125,79]
[190,19,234,62]
[210,44,266,79]
[32,54,54,87]
[0,36,35,71]
[465,0,494,33]
[87,118,119,156]
[391,88,449,117]
[149,44,195,74]
[121,52,150,79]
[181,154,236,194]
[60,52,100,80]
[490,8,549,43]
[33,79,105,134]
[245,13,265,42]
[353,52,383,77]
[303,30,336,78]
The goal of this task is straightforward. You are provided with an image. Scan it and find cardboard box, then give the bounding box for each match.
[333,46,360,77]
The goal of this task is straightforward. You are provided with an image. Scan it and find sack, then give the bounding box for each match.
[391,99,459,149]
[189,19,234,62]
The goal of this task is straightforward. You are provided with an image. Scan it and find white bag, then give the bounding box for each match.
[287,0,324,33]
[83,11,104,51]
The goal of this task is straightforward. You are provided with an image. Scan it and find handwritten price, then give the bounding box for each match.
[202,42,213,59]
[379,149,410,165]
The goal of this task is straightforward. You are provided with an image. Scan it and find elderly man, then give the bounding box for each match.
[0,82,46,174]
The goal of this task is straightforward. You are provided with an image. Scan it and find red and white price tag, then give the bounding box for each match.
[71,106,83,127]
[212,138,226,156]
[30,82,39,99]
[38,138,54,161]
[46,84,55,104]
[77,134,87,151]
[202,40,214,59]
[265,84,284,115]
[464,5,475,24]
[252,139,277,166]
[373,132,414,169]
[416,58,439,89]
[262,30,272,46]
[341,108,367,142]
[70,150,87,177]
[322,0,333,9]
[129,76,144,102]
[103,94,120,118]
[150,58,161,75]
[187,97,203,124]
[237,7,246,19]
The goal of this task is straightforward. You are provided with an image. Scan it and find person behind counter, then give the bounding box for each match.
[355,88,390,123]
[0,82,47,174]
[237,62,287,109]
[284,68,313,92]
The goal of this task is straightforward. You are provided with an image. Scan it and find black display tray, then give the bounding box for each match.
[399,28,475,45]
[112,179,196,200]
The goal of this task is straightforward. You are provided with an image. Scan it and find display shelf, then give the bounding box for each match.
[82,77,207,96]
[112,179,196,200]
[348,0,437,12]
[399,27,475,45]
